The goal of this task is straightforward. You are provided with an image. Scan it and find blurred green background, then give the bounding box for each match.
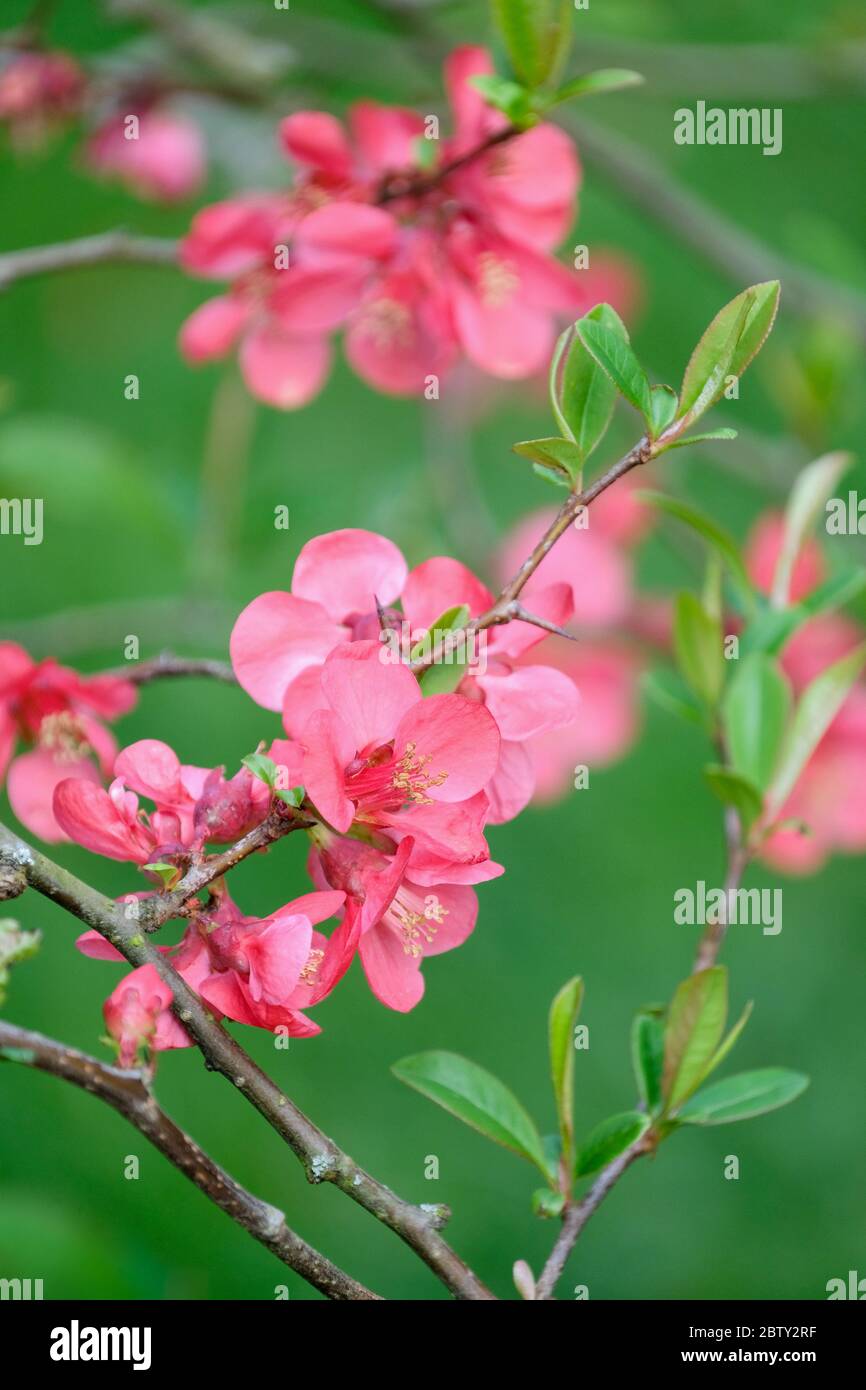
[1,0,865,1300]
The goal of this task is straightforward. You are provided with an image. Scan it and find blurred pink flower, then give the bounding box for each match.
[0,644,136,842]
[744,513,866,873]
[179,45,637,407]
[0,50,84,147]
[85,107,205,203]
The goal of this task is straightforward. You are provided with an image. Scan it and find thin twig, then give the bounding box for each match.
[109,652,238,686]
[0,1019,379,1300]
[0,820,495,1301]
[0,231,179,291]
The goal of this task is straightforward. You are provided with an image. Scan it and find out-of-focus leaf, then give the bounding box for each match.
[771,452,851,607]
[631,1008,665,1111]
[641,668,706,727]
[548,975,583,1169]
[543,68,643,107]
[767,643,866,816]
[662,967,728,1113]
[723,654,792,791]
[674,592,724,707]
[704,765,764,832]
[637,491,753,609]
[490,0,572,89]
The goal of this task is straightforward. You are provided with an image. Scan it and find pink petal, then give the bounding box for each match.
[269,264,368,334]
[320,640,420,752]
[450,273,554,378]
[230,590,345,712]
[239,323,331,410]
[279,111,353,178]
[484,738,536,825]
[282,663,328,738]
[8,750,101,843]
[491,582,574,659]
[52,777,153,862]
[745,510,824,602]
[180,196,284,278]
[402,556,494,632]
[476,664,579,740]
[301,708,356,833]
[75,929,126,962]
[359,921,425,1012]
[244,912,313,1003]
[179,295,250,362]
[393,694,500,802]
[443,46,500,153]
[349,101,425,175]
[114,739,184,805]
[295,201,398,263]
[292,528,407,621]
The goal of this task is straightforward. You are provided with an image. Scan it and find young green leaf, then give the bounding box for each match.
[673,592,724,707]
[575,1111,649,1178]
[554,306,620,460]
[542,68,643,108]
[513,436,583,485]
[677,282,780,426]
[658,427,738,452]
[548,975,583,1170]
[409,604,470,662]
[392,1050,551,1178]
[242,752,278,787]
[676,1068,808,1126]
[631,1008,665,1112]
[274,785,305,807]
[702,1000,753,1080]
[767,643,866,816]
[770,452,851,608]
[704,765,764,833]
[637,491,753,610]
[723,653,792,791]
[648,384,679,439]
[490,0,572,89]
[469,73,534,126]
[575,307,653,421]
[662,967,728,1113]
[641,668,706,728]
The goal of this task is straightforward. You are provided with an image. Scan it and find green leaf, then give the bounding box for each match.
[641,668,706,727]
[409,605,470,662]
[575,1111,650,1178]
[513,436,582,485]
[392,1050,550,1177]
[803,568,866,620]
[575,307,652,421]
[677,282,780,426]
[543,68,643,107]
[662,967,728,1113]
[677,1069,808,1126]
[659,428,739,452]
[741,570,866,658]
[631,1008,665,1112]
[704,765,764,833]
[673,592,724,707]
[532,1188,566,1218]
[637,491,753,610]
[770,452,851,608]
[648,384,679,439]
[242,752,277,787]
[704,1000,753,1079]
[723,654,792,791]
[142,861,180,889]
[553,306,620,460]
[469,74,534,126]
[767,642,866,816]
[490,0,572,89]
[274,786,305,807]
[548,976,583,1169]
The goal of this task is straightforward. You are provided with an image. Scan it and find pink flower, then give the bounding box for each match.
[103,963,190,1068]
[310,835,477,1011]
[0,51,84,147]
[0,644,136,841]
[179,45,629,407]
[744,513,866,873]
[180,198,399,407]
[52,737,291,867]
[85,107,205,203]
[298,640,500,834]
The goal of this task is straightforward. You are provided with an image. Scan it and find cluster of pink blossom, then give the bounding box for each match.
[0,644,137,841]
[0,49,205,201]
[179,46,635,408]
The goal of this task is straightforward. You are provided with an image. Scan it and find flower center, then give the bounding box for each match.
[38,710,90,762]
[477,251,518,308]
[345,741,447,820]
[299,947,325,986]
[357,297,412,350]
[389,889,448,957]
